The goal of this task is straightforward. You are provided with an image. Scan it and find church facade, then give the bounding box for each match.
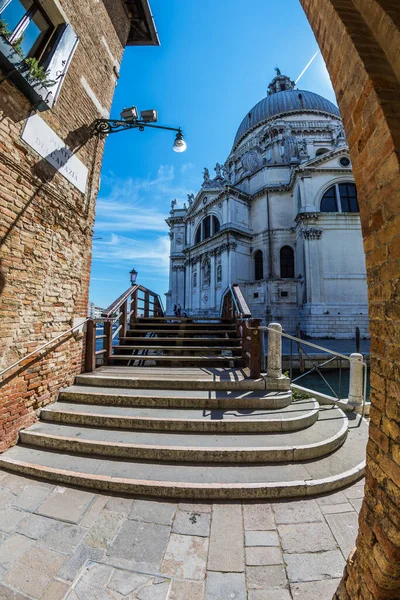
[166,72,369,338]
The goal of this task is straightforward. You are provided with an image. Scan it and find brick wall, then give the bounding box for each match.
[299,1,400,598]
[0,0,127,450]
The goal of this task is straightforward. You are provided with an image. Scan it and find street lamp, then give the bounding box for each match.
[130,268,138,285]
[92,106,187,153]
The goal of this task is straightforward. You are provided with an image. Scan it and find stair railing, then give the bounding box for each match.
[221,284,261,379]
[85,284,165,372]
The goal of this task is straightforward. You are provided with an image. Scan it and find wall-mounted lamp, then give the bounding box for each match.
[130,268,138,285]
[92,106,187,153]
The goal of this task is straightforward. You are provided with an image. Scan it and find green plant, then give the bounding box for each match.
[0,18,8,37]
[24,57,56,87]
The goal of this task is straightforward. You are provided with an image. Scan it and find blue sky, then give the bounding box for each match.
[89,0,337,310]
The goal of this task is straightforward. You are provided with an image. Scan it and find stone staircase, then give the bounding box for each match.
[0,359,369,499]
[110,316,242,367]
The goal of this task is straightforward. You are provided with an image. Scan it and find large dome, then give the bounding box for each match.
[233,88,340,150]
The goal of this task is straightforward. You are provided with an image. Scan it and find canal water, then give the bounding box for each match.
[290,368,370,402]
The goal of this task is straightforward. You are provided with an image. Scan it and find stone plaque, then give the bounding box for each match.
[22,114,88,193]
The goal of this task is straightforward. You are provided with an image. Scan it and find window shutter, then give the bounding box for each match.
[42,23,79,107]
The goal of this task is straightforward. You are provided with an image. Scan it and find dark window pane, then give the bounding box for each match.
[339,183,359,212]
[0,0,32,33]
[203,216,211,240]
[195,225,201,244]
[320,186,338,212]
[280,246,294,278]
[213,216,220,234]
[254,250,263,281]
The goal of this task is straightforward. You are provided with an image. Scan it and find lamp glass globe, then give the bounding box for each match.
[173,138,187,153]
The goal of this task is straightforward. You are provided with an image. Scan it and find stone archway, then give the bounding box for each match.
[299,1,400,598]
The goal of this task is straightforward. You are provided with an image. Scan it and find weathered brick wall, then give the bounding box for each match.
[299,1,400,598]
[0,0,127,450]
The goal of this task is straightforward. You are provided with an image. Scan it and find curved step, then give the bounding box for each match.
[40,399,319,433]
[0,415,368,499]
[75,367,291,391]
[20,406,348,462]
[59,386,293,410]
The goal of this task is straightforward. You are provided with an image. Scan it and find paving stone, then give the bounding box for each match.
[85,510,124,550]
[161,534,208,580]
[39,521,87,554]
[349,497,363,513]
[0,533,35,569]
[105,496,133,517]
[243,504,275,531]
[325,512,359,559]
[72,562,114,600]
[108,569,171,600]
[290,578,342,599]
[272,500,323,524]
[247,565,287,589]
[129,499,176,526]
[3,546,66,597]
[12,485,50,512]
[40,579,71,600]
[16,513,53,539]
[246,547,283,566]
[0,583,31,599]
[169,579,205,600]
[320,503,354,515]
[205,572,246,600]
[316,491,348,506]
[0,508,24,533]
[80,496,109,528]
[207,504,244,572]
[0,489,15,510]
[248,590,291,600]
[35,487,94,524]
[278,522,338,554]
[284,550,345,583]
[179,503,211,514]
[342,482,364,500]
[245,531,279,547]
[57,543,105,582]
[173,510,210,537]
[109,520,170,569]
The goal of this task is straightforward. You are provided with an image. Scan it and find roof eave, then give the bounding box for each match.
[125,0,160,46]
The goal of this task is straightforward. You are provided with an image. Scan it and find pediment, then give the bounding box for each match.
[300,147,351,171]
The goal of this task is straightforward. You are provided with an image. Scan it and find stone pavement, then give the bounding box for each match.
[0,469,364,599]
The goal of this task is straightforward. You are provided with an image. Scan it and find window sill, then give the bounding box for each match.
[0,34,53,111]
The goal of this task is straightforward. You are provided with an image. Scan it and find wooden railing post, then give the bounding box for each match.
[85,319,96,372]
[144,292,150,317]
[249,318,261,379]
[120,301,127,338]
[103,320,112,361]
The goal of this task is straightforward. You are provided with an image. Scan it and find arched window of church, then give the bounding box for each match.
[217,264,222,283]
[320,186,338,212]
[320,182,359,213]
[316,148,329,156]
[195,225,201,244]
[203,216,211,240]
[193,272,197,288]
[213,216,220,234]
[254,250,263,281]
[280,246,295,278]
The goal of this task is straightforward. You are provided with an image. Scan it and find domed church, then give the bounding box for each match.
[166,70,369,338]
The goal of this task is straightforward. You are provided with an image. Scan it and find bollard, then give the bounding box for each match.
[348,353,363,406]
[267,322,282,379]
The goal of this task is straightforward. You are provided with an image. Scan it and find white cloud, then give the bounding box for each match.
[93,234,170,274]
[181,162,195,174]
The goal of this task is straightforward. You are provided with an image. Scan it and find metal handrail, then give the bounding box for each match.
[0,318,89,379]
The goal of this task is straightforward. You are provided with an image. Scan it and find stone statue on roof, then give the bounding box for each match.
[203,167,210,182]
[275,67,281,76]
[187,193,195,205]
[214,163,223,178]
[171,199,177,210]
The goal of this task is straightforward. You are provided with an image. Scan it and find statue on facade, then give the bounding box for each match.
[332,121,345,146]
[282,125,299,163]
[214,163,223,178]
[222,163,230,182]
[275,67,281,76]
[203,167,210,182]
[187,193,195,205]
[203,257,211,287]
[170,199,177,210]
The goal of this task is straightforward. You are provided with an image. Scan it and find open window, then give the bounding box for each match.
[280,246,294,278]
[254,250,263,281]
[0,0,78,110]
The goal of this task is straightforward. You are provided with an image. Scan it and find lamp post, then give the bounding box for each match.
[92,106,187,153]
[130,268,138,285]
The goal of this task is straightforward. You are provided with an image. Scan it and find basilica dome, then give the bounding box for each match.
[233,71,340,151]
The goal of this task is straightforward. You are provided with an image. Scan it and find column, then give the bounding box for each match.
[210,253,216,310]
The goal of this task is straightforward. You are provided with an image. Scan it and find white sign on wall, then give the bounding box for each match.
[22,114,88,194]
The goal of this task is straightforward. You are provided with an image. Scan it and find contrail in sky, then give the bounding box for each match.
[295,50,320,84]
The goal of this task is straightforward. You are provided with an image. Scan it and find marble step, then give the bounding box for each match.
[0,414,368,499]
[40,399,319,432]
[113,346,242,353]
[132,323,237,328]
[119,337,242,345]
[20,406,348,462]
[107,355,241,364]
[127,330,237,335]
[75,367,290,391]
[59,385,293,409]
